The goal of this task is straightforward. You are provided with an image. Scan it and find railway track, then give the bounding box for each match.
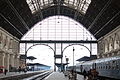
[22,70,53,80]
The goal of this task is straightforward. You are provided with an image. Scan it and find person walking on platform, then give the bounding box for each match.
[87,69,93,80]
[83,69,87,80]
[91,69,99,80]
[18,66,21,73]
[4,69,8,75]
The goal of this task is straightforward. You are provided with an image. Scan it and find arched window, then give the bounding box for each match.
[104,39,109,53]
[114,33,120,50]
[22,16,95,41]
[109,37,114,51]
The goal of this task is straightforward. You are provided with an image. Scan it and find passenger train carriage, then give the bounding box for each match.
[67,56,120,79]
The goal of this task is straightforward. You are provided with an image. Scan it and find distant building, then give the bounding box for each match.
[0,27,20,72]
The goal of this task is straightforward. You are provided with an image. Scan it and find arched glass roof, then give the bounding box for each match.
[26,0,91,14]
[22,16,96,40]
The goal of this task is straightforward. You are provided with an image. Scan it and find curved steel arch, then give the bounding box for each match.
[62,44,91,56]
[25,43,55,55]
[33,5,83,25]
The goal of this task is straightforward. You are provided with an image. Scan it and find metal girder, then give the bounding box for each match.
[20,40,97,43]
[37,0,43,19]
[0,13,23,36]
[74,0,81,20]
[5,0,30,31]
[94,11,120,36]
[88,0,112,30]
[54,55,63,58]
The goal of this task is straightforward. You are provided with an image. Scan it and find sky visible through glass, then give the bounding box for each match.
[20,16,97,69]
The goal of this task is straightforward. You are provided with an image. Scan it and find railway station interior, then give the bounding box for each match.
[0,0,120,80]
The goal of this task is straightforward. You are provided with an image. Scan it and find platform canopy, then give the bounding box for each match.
[0,0,120,39]
[76,56,90,61]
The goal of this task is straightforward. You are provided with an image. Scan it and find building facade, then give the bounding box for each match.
[98,26,120,58]
[0,27,20,72]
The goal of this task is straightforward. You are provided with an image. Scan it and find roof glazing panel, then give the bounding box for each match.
[26,0,91,14]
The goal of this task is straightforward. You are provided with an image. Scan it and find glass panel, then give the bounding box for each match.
[26,0,91,14]
[22,16,96,41]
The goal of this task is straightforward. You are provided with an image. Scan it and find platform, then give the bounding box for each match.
[0,71,44,80]
[44,71,86,80]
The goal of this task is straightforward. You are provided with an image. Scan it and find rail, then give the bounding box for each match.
[22,70,53,80]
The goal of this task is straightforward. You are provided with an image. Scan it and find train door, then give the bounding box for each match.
[92,63,96,69]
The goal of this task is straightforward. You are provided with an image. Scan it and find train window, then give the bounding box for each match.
[109,66,111,69]
[112,66,114,69]
[116,61,119,69]
[106,66,107,69]
[113,61,115,63]
[103,66,105,69]
[97,66,98,69]
[116,65,119,69]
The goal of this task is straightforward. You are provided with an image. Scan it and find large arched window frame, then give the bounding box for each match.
[22,16,95,41]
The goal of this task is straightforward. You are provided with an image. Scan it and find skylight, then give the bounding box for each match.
[26,0,91,14]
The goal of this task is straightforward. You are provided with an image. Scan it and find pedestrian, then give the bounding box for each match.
[4,69,8,75]
[91,69,99,80]
[87,69,93,80]
[18,66,21,73]
[83,69,87,80]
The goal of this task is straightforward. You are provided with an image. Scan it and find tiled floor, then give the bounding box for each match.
[44,71,86,80]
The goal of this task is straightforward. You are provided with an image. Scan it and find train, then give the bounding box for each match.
[66,56,120,79]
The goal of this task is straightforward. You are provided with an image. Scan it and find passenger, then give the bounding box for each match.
[18,66,21,73]
[4,69,8,75]
[68,70,73,80]
[73,71,77,80]
[83,69,87,80]
[87,69,93,80]
[91,69,99,80]
[80,65,83,73]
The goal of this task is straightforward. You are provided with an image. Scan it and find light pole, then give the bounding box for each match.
[65,56,69,71]
[73,47,75,68]
[25,47,32,68]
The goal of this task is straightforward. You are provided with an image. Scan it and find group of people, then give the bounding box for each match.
[3,66,27,76]
[83,69,99,80]
[64,68,99,80]
[64,69,77,80]
[18,66,27,73]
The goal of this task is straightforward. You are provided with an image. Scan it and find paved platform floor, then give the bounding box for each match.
[44,72,86,80]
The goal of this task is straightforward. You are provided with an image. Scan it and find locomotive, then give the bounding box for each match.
[67,56,120,79]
